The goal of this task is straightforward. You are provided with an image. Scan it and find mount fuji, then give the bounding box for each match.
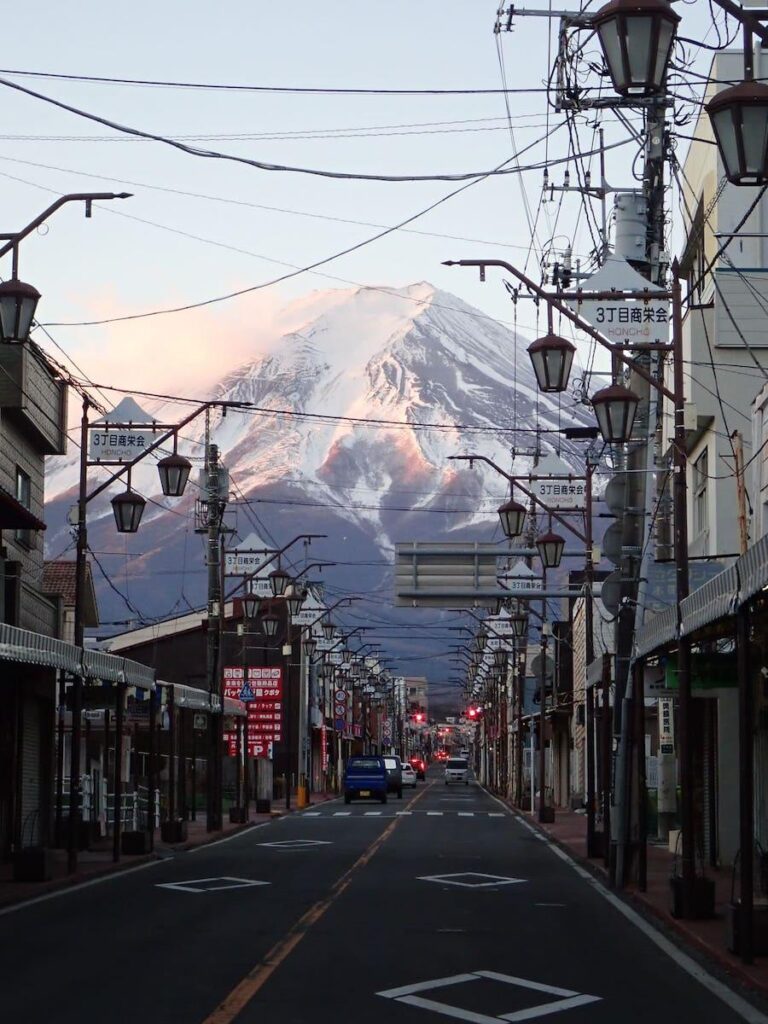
[44,281,594,692]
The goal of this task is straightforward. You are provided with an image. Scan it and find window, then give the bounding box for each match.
[14,466,32,547]
[693,449,708,536]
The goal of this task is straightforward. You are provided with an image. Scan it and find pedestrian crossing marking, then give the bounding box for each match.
[303,812,321,816]
[489,813,505,817]
[364,811,382,816]
[333,812,351,816]
[426,811,443,816]
[396,811,413,816]
[458,812,475,817]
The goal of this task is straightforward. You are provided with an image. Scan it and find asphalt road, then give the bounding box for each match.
[1,766,766,1024]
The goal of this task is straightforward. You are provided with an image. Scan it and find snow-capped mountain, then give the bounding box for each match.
[44,282,594,660]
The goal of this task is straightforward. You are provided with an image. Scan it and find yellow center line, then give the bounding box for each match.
[201,781,434,1024]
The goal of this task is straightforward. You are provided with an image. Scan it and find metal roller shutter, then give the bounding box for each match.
[20,698,41,848]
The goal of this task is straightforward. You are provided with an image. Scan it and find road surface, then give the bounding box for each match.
[1,767,765,1024]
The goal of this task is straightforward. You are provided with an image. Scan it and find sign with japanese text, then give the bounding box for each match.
[223,666,284,757]
[573,257,669,348]
[88,428,155,461]
[658,697,675,754]
[528,453,586,511]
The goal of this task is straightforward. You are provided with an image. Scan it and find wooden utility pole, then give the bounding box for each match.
[732,430,749,555]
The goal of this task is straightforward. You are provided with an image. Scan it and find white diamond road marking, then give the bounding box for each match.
[257,839,331,849]
[156,877,269,894]
[418,873,526,889]
[377,970,601,1023]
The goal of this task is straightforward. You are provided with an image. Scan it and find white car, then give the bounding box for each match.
[401,763,418,787]
[445,757,470,785]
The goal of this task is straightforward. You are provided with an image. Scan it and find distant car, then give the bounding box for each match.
[383,755,403,798]
[445,757,469,785]
[409,756,426,780]
[459,749,469,759]
[436,750,448,762]
[343,756,388,804]
[401,763,417,788]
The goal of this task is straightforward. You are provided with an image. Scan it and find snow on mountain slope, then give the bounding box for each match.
[44,282,593,630]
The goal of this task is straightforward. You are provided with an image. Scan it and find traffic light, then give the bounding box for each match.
[414,711,425,724]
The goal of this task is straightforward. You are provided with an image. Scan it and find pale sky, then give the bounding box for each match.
[0,0,715,402]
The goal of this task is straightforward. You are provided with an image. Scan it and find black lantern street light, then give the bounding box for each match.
[286,586,306,619]
[241,593,260,621]
[303,636,317,659]
[0,278,41,342]
[527,332,576,393]
[157,451,193,498]
[261,614,280,638]
[269,566,291,598]
[476,630,488,652]
[510,613,529,640]
[707,81,768,186]
[593,0,680,97]
[322,617,335,641]
[111,487,146,534]
[493,649,508,670]
[497,497,527,539]
[591,383,640,444]
[536,531,566,570]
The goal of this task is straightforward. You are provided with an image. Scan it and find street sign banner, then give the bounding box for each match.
[500,562,543,593]
[573,256,669,347]
[89,397,157,461]
[528,453,586,511]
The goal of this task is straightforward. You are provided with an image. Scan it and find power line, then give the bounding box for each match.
[0,67,552,95]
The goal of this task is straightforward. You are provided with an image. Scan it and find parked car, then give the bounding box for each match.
[409,756,426,780]
[445,757,470,785]
[401,763,417,788]
[343,756,388,804]
[383,755,403,798]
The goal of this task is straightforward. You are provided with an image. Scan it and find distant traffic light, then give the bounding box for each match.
[414,711,425,724]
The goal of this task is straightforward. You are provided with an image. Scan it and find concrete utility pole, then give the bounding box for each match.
[206,438,225,832]
[612,95,669,887]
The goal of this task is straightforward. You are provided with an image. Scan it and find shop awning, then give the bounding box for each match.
[680,564,739,637]
[0,486,46,531]
[0,622,154,690]
[158,680,220,712]
[224,697,246,717]
[635,605,678,659]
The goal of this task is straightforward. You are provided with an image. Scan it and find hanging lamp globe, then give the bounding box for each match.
[111,490,146,533]
[286,586,306,618]
[497,498,527,539]
[321,617,335,641]
[476,630,488,651]
[591,383,640,443]
[261,613,280,638]
[536,530,566,569]
[268,566,291,598]
[527,332,576,393]
[241,593,260,620]
[157,452,193,497]
[510,613,529,639]
[706,81,768,186]
[493,649,508,669]
[302,636,317,658]
[593,0,680,97]
[0,279,40,342]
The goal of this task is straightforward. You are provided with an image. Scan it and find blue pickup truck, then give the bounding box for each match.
[343,756,388,804]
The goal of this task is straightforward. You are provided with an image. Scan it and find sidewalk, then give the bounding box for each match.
[515,804,768,999]
[0,790,337,911]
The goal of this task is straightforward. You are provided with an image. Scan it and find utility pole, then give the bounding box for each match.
[206,436,225,832]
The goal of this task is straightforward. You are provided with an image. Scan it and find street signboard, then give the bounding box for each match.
[499,562,543,593]
[572,256,669,348]
[88,397,157,461]
[395,541,502,608]
[224,666,283,757]
[528,453,586,511]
